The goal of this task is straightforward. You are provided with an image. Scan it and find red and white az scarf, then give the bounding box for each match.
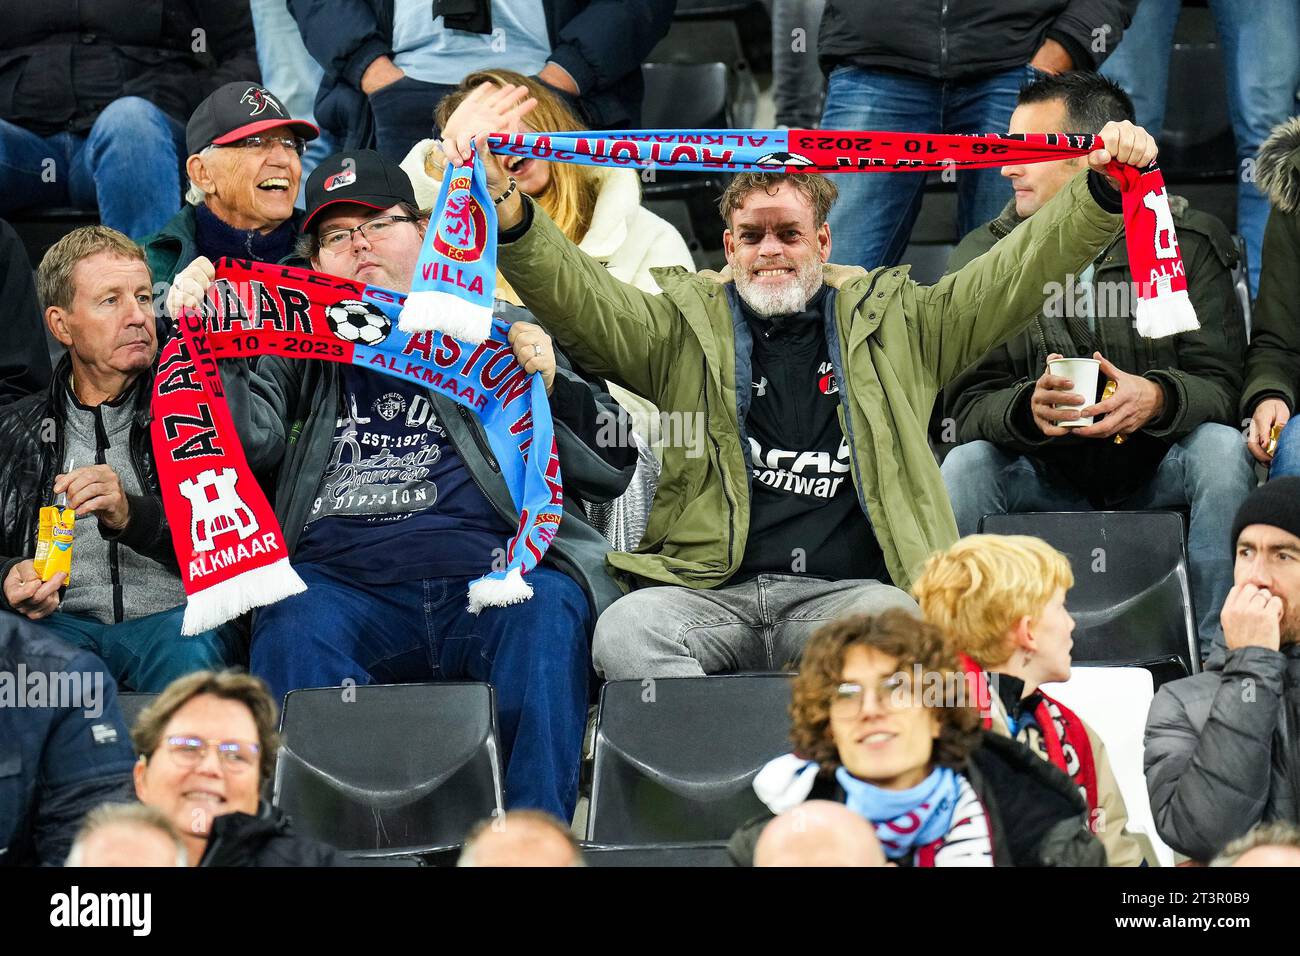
[962,658,1100,812]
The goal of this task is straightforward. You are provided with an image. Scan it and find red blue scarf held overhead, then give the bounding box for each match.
[398,129,1196,344]
[153,258,561,634]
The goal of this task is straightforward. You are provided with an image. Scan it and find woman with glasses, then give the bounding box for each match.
[729,610,1105,867]
[131,670,340,866]
[913,534,1150,866]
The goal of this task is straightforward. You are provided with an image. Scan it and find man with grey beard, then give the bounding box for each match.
[440,80,1159,679]
[1145,477,1300,863]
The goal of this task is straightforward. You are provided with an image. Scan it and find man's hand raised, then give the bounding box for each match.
[1221,583,1284,652]
[1087,120,1158,179]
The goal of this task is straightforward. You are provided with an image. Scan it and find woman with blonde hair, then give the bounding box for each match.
[912,533,1150,866]
[402,70,695,550]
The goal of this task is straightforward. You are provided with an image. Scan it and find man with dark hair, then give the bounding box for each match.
[941,71,1253,659]
[166,150,636,823]
[1145,478,1300,863]
[438,81,1159,682]
[0,226,238,692]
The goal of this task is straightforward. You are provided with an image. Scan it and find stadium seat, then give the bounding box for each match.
[1042,665,1176,867]
[273,682,503,859]
[647,19,758,129]
[581,841,734,866]
[587,675,794,844]
[1159,37,1236,181]
[116,692,158,730]
[978,511,1199,681]
[640,62,734,252]
[1231,233,1251,340]
[643,197,702,264]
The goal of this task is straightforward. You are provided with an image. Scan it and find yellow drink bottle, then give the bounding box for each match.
[33,505,56,577]
[42,507,76,584]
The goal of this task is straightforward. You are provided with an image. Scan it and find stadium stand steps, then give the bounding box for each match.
[978,511,1200,684]
[581,841,734,866]
[273,682,503,862]
[587,674,794,845]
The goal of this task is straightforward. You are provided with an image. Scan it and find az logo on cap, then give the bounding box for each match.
[241,86,283,117]
[324,168,356,192]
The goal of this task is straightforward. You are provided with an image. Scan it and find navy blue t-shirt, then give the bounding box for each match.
[293,368,513,583]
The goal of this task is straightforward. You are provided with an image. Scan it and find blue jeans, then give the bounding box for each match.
[941,424,1257,656]
[819,63,1036,271]
[249,0,337,202]
[1268,419,1300,478]
[20,605,243,693]
[249,562,591,821]
[1101,0,1300,294]
[0,97,186,238]
[772,0,827,129]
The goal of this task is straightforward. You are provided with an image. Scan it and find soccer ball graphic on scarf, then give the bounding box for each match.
[325,299,391,346]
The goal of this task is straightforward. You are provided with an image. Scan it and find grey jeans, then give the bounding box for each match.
[592,575,919,680]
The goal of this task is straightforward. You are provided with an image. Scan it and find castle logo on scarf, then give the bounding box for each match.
[403,128,1198,344]
[153,258,562,632]
[152,306,305,636]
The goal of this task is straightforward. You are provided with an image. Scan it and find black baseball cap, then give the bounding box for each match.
[301,150,418,233]
[186,81,319,156]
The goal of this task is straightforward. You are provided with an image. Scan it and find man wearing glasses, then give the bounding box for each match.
[166,151,636,824]
[141,82,320,300]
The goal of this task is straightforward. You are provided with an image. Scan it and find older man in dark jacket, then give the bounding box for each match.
[288,0,674,157]
[819,0,1136,273]
[941,72,1253,658]
[0,615,136,866]
[0,1,260,238]
[1,226,239,692]
[141,81,319,294]
[1145,479,1300,863]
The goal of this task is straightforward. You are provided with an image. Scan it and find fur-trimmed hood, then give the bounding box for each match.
[1257,117,1300,214]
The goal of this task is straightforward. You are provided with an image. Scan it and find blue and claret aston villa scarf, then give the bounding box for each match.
[154,257,560,634]
[399,129,1196,344]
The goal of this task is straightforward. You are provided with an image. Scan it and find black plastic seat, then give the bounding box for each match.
[582,841,734,867]
[978,511,1199,678]
[587,675,794,844]
[638,62,734,250]
[116,692,159,730]
[273,682,502,858]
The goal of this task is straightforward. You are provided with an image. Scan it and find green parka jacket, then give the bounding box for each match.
[497,172,1123,592]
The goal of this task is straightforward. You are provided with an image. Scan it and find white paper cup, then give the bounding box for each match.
[1047,358,1100,427]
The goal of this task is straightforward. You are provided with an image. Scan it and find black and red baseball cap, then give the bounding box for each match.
[301,150,418,233]
[186,81,320,156]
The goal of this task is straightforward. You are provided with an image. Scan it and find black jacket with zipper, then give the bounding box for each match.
[0,0,260,136]
[0,355,175,614]
[198,801,343,867]
[819,0,1137,81]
